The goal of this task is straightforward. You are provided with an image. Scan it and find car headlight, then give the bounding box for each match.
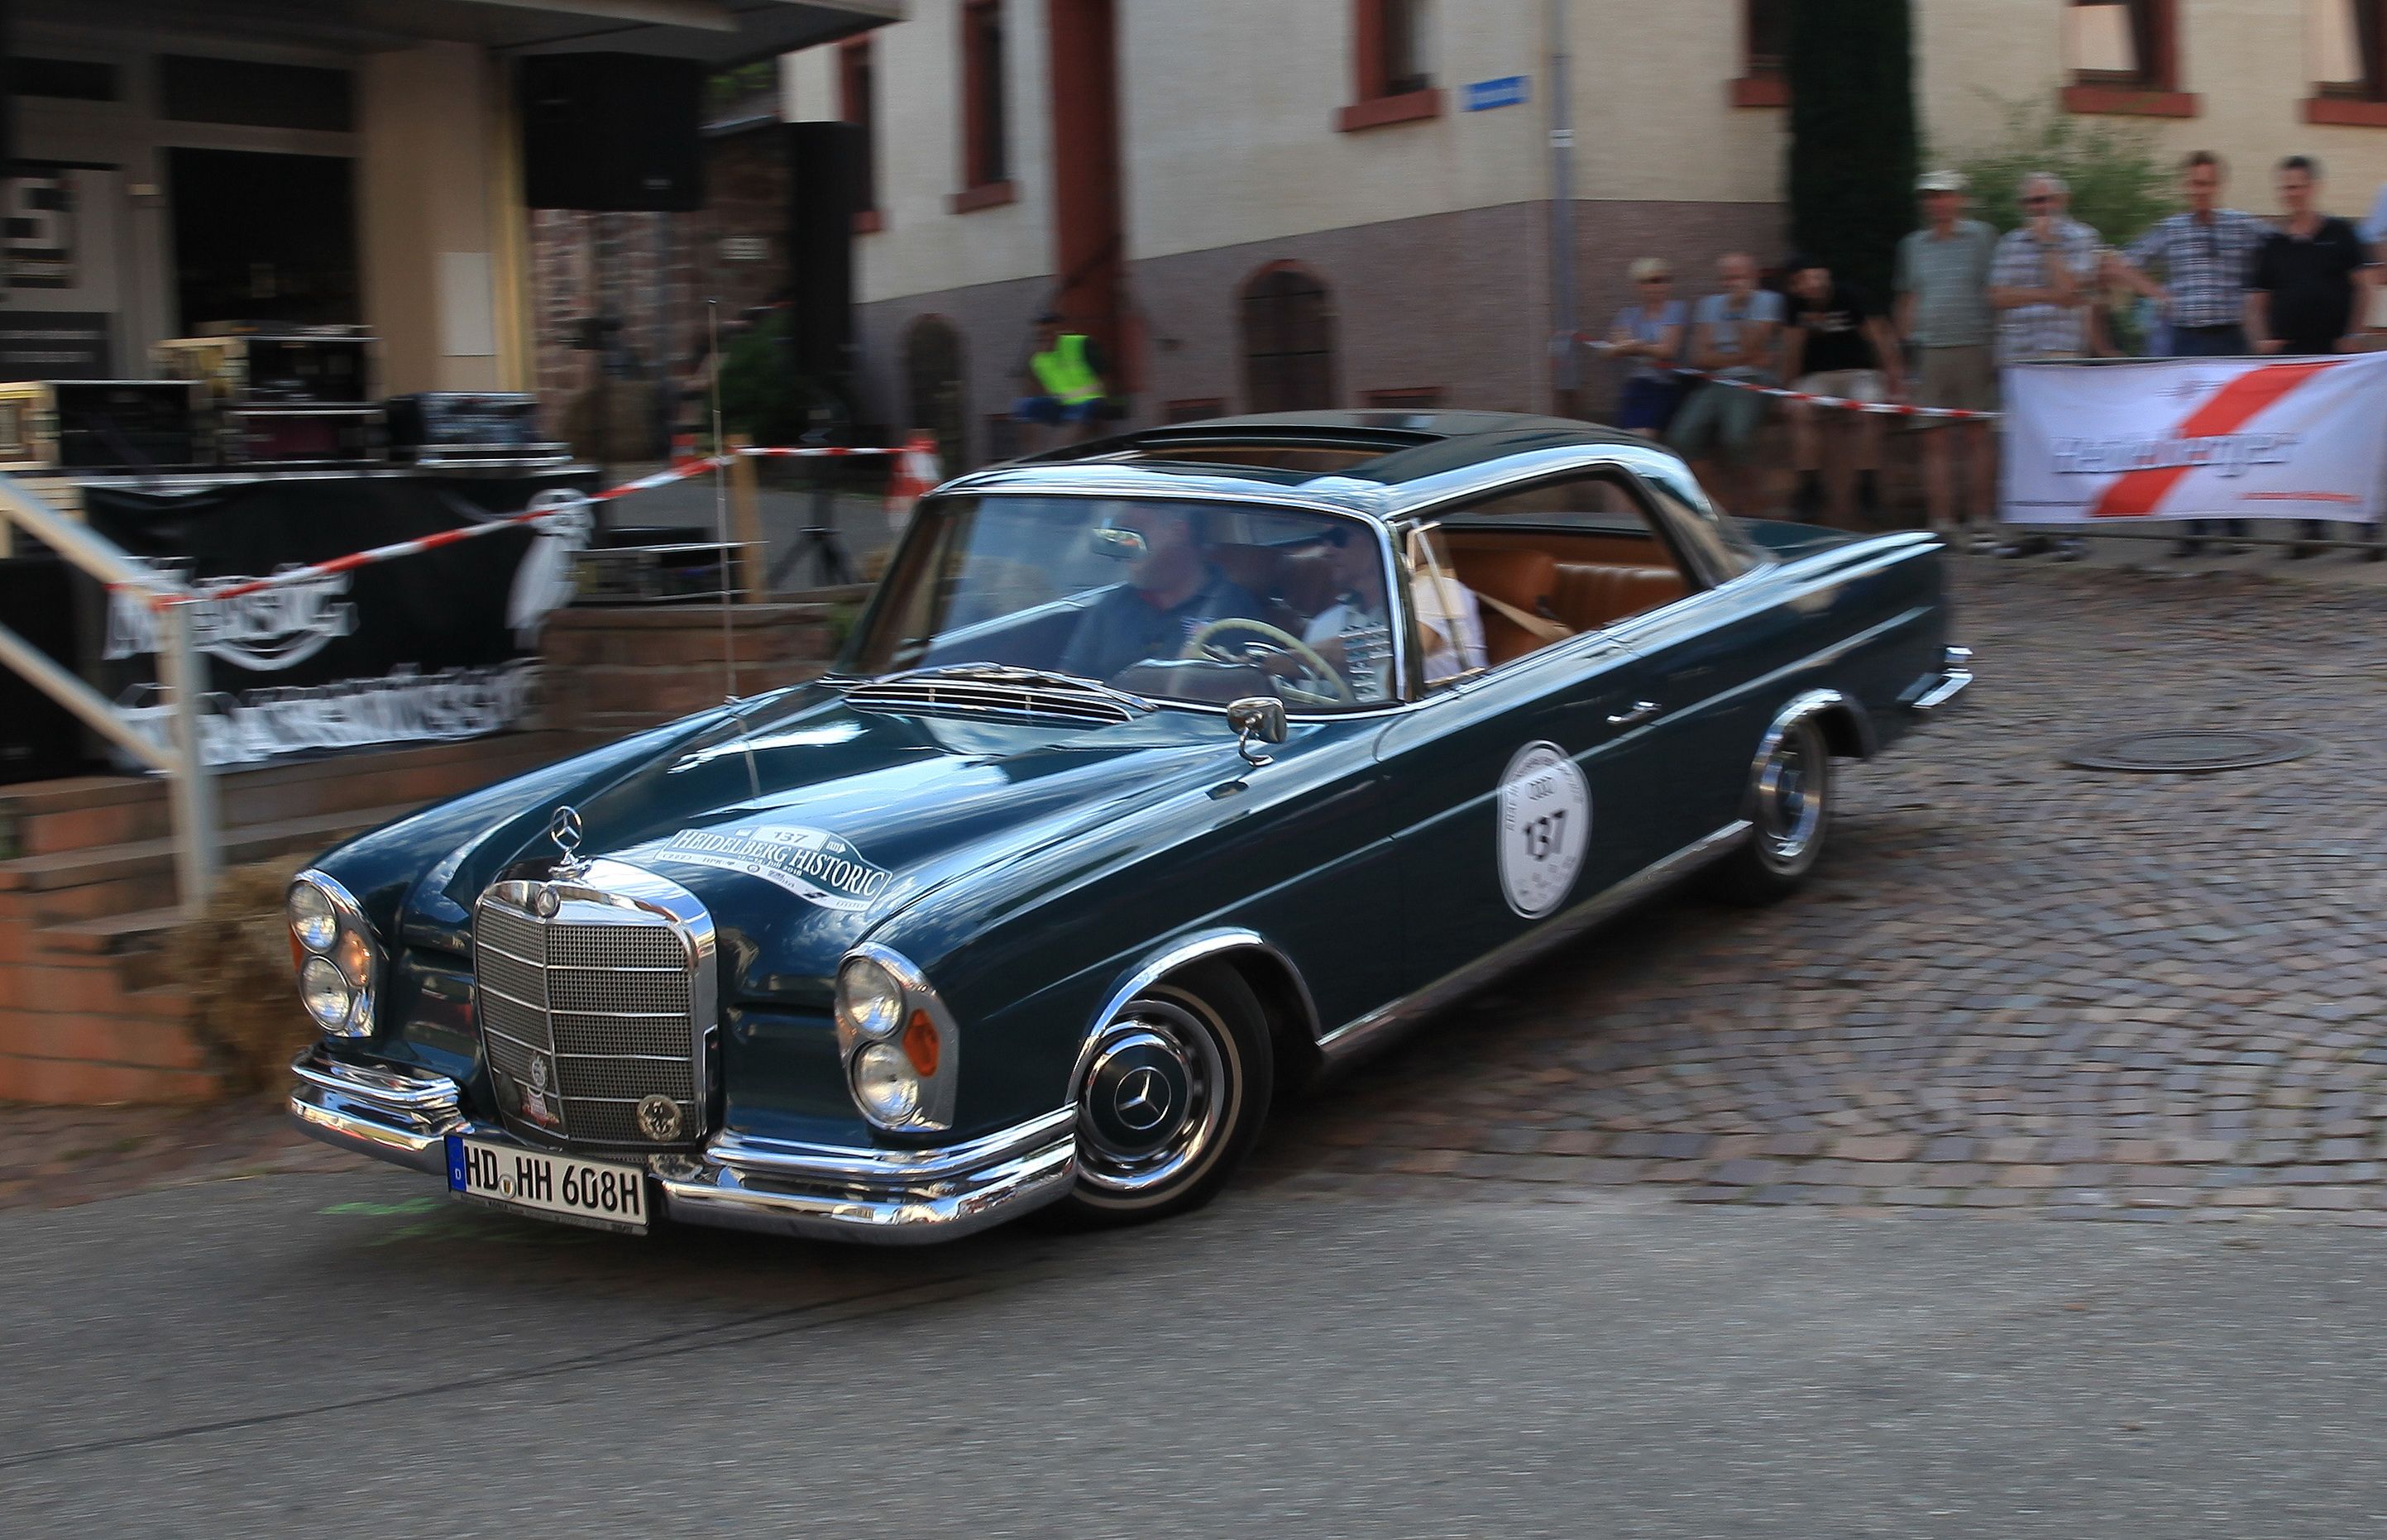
[835,955,904,1040]
[833,944,958,1131]
[288,871,379,1038]
[300,956,353,1028]
[851,1041,921,1122]
[289,882,338,952]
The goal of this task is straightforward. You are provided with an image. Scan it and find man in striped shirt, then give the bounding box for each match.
[2112,151,2271,555]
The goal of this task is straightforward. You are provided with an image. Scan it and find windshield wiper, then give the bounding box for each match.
[862,662,1157,715]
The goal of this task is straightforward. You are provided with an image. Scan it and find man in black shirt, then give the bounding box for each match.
[1057,505,1265,682]
[1783,257,1906,526]
[2247,155,2380,557]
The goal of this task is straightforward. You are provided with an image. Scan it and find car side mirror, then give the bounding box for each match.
[1226,696,1288,766]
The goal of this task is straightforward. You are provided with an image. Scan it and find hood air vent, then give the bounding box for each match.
[844,667,1150,728]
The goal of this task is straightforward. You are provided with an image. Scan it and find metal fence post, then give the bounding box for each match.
[154,601,221,916]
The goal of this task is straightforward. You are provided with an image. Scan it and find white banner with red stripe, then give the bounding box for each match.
[2002,353,2387,525]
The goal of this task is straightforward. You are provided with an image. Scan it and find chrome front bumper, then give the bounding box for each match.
[1901,645,1973,715]
[289,1046,1078,1244]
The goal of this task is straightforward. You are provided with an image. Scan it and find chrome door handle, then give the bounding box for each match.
[1606,701,1662,726]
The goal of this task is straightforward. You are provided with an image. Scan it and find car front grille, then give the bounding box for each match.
[472,872,711,1150]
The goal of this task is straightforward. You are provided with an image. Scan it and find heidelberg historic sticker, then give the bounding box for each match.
[1496,741,1591,919]
[647,825,894,911]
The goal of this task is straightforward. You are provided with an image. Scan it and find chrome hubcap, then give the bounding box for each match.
[1075,998,1226,1196]
[1756,725,1825,869]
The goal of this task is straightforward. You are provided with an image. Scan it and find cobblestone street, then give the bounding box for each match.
[1256,560,2387,1222]
[10,561,2387,1227]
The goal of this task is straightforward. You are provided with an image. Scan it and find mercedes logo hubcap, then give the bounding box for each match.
[1112,1065,1173,1131]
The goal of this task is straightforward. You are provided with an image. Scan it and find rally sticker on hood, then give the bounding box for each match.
[647,825,893,911]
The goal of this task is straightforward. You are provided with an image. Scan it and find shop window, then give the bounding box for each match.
[160,55,354,133]
[1730,0,1789,108]
[2061,0,2198,116]
[13,58,116,102]
[953,0,1015,211]
[840,37,881,232]
[2308,0,2387,124]
[1337,0,1443,132]
[1241,265,1337,414]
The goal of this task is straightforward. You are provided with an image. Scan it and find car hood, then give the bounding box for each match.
[434,689,1245,1002]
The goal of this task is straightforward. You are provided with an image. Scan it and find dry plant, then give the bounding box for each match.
[170,854,316,1094]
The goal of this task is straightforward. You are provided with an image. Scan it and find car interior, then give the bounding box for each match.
[1204,474,1701,680]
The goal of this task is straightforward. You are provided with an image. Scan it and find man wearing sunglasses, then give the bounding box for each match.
[1298,524,1485,699]
[1989,170,2107,560]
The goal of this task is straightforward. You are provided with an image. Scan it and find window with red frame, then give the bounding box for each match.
[1337,0,1441,131]
[2062,0,2193,115]
[2317,0,2387,98]
[839,37,878,228]
[960,0,1009,194]
[1731,0,1790,108]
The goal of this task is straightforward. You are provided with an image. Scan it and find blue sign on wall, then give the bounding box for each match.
[1463,75,1530,112]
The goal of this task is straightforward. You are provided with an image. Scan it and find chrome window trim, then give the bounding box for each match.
[835,941,961,1132]
[1315,820,1753,1066]
[292,867,380,1039]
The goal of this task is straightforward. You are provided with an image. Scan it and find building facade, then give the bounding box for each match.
[780,0,2387,467]
[4,1,892,397]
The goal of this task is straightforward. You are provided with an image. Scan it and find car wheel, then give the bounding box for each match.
[1710,713,1833,905]
[1050,963,1274,1227]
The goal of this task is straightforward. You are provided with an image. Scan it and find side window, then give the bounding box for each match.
[1415,469,1701,676]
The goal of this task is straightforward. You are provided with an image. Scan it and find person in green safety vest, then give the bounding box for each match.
[1013,310,1108,445]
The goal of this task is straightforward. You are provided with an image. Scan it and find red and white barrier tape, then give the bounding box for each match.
[1577,337,2001,420]
[130,439,940,610]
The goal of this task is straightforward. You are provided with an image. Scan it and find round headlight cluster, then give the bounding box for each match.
[834,949,950,1131]
[288,875,376,1038]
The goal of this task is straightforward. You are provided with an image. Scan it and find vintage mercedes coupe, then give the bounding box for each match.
[287,412,1970,1242]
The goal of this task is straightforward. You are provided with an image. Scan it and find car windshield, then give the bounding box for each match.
[843,494,1396,712]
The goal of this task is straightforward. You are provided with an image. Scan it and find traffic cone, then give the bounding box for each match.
[884,430,941,538]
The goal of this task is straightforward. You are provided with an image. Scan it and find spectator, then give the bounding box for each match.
[1606,257,1687,438]
[2112,151,2272,557]
[2247,155,2380,558]
[1783,256,1903,527]
[1013,310,1108,448]
[1667,251,1786,514]
[1894,169,1999,548]
[1988,170,2106,560]
[2365,171,2387,270]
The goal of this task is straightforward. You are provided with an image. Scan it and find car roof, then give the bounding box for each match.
[938,411,1672,522]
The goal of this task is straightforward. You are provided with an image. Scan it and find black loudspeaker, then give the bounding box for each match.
[520,54,704,213]
[785,121,862,385]
[0,556,86,785]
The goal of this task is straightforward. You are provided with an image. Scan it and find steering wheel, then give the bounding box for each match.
[1179,617,1355,705]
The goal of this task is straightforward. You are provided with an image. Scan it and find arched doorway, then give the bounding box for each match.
[1239,264,1337,414]
[903,314,968,471]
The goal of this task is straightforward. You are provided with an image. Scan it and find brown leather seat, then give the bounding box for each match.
[1447,547,1558,664]
[1552,563,1685,632]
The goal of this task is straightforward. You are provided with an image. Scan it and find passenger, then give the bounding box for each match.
[1056,505,1265,682]
[1291,524,1487,698]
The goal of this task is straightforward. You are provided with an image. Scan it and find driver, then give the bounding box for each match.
[1057,505,1264,682]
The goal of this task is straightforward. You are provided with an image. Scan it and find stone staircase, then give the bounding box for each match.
[0,733,576,1105]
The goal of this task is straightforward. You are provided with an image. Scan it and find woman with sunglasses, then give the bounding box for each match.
[1605,257,1688,438]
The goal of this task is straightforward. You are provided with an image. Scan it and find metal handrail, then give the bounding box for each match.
[0,471,218,913]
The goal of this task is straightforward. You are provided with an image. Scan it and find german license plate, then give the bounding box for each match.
[446,1135,649,1234]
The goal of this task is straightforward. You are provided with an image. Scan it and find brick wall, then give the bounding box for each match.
[540,603,838,739]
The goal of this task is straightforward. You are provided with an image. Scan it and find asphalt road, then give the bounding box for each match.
[6,1169,2387,1538]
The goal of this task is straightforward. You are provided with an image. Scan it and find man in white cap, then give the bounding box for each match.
[1895,170,1999,548]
